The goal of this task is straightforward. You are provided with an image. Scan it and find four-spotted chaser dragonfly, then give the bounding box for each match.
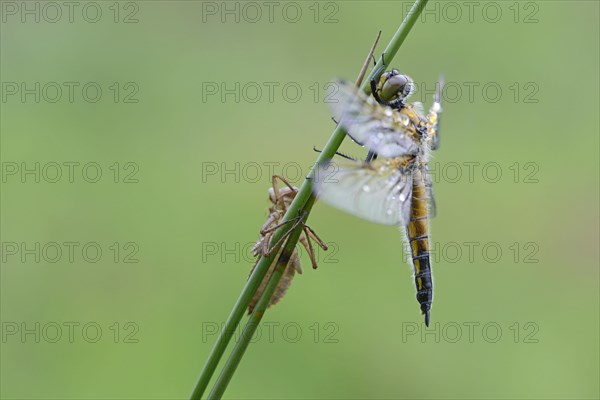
[314,64,443,326]
[249,175,328,314]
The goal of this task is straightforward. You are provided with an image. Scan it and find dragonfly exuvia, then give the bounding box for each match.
[314,62,443,326]
[249,175,328,314]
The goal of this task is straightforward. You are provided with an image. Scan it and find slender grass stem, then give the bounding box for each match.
[190,1,429,398]
[207,197,316,400]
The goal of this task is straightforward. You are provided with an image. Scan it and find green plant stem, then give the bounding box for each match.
[190,1,429,398]
[189,225,295,400]
[362,0,429,93]
[207,196,316,400]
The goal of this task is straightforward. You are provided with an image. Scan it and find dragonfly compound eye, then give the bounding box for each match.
[380,73,411,102]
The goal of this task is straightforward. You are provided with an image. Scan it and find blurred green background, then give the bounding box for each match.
[1,1,598,399]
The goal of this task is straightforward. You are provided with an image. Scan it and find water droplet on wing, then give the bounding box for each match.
[399,114,410,126]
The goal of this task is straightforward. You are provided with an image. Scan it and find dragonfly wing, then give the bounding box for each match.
[424,167,437,218]
[411,101,425,117]
[329,80,419,158]
[314,158,413,226]
[428,185,437,218]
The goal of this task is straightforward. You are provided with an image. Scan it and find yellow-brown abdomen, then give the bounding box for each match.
[406,169,433,325]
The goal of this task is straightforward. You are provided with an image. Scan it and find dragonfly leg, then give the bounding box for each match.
[313,146,357,161]
[299,230,317,270]
[260,217,295,236]
[300,224,328,270]
[272,174,297,196]
[263,216,304,257]
[370,54,387,104]
[370,75,384,104]
[303,224,328,251]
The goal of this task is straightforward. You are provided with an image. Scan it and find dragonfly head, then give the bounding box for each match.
[378,69,414,103]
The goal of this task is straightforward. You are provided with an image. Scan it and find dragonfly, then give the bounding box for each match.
[248,175,328,314]
[313,62,443,326]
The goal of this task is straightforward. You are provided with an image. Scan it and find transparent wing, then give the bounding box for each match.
[424,165,436,217]
[314,158,414,226]
[427,181,437,218]
[411,101,425,118]
[329,80,419,158]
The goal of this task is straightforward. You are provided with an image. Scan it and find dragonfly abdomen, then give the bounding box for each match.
[406,170,433,326]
